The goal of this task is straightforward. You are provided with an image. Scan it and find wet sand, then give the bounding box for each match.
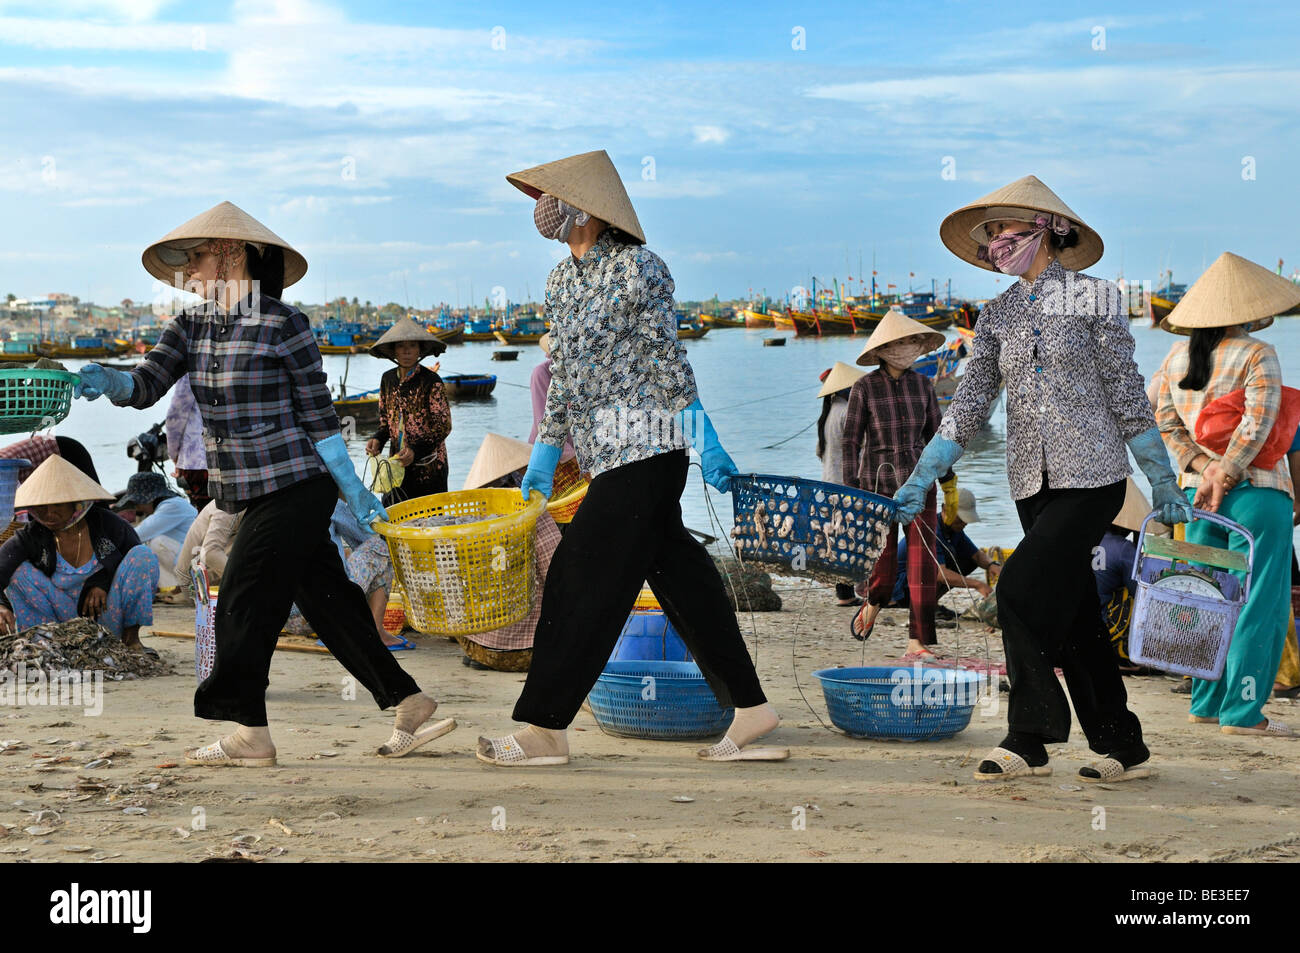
[1,588,1297,863]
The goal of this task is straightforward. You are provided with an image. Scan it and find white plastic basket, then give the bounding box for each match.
[1129,509,1252,681]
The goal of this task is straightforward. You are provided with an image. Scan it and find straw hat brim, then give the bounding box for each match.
[507,150,646,244]
[463,434,533,490]
[1114,477,1169,536]
[1159,252,1300,334]
[142,201,308,289]
[14,456,114,508]
[856,310,945,367]
[538,333,551,356]
[817,361,866,398]
[368,316,447,360]
[940,175,1103,273]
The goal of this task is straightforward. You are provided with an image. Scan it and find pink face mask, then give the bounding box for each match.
[986,229,1046,276]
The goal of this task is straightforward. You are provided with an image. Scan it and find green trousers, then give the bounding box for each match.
[1184,483,1293,728]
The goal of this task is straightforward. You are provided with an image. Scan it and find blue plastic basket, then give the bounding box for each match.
[813,666,985,741]
[0,459,30,526]
[731,473,897,583]
[589,661,733,740]
[609,609,692,663]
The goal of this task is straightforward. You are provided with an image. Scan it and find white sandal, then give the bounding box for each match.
[1221,719,1296,737]
[377,717,457,758]
[697,736,790,762]
[973,746,1050,781]
[475,734,570,767]
[184,738,277,768]
[1078,757,1153,782]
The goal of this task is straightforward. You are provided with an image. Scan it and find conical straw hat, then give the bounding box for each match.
[463,433,533,490]
[1114,477,1169,536]
[856,309,945,367]
[817,361,865,398]
[369,315,447,360]
[142,200,308,289]
[507,150,646,244]
[14,455,114,508]
[538,332,552,356]
[940,175,1103,273]
[1160,252,1300,335]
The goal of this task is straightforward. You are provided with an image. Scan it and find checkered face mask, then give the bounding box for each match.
[534,194,590,242]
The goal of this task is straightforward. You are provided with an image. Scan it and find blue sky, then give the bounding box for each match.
[1,0,1297,309]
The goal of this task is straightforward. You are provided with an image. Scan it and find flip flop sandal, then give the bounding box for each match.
[377,717,457,758]
[385,635,417,651]
[184,739,277,768]
[475,734,570,767]
[849,604,874,641]
[1221,719,1296,737]
[697,736,790,762]
[973,746,1051,782]
[1078,757,1153,782]
[1188,714,1218,724]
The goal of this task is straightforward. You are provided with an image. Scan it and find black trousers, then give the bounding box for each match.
[513,450,768,729]
[195,474,420,725]
[382,461,448,509]
[997,476,1144,752]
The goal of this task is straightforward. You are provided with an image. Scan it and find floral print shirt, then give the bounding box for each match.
[537,231,699,477]
[372,365,452,477]
[938,259,1154,500]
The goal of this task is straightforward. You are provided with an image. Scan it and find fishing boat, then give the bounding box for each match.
[37,336,121,359]
[441,373,497,399]
[463,318,498,342]
[741,308,775,328]
[701,312,746,329]
[809,310,857,336]
[677,325,709,340]
[1149,275,1186,327]
[431,324,465,346]
[493,315,547,345]
[333,386,381,429]
[0,342,40,362]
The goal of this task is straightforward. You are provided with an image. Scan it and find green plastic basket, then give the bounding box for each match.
[0,369,79,434]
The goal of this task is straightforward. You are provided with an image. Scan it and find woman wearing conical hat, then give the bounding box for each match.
[71,201,455,766]
[0,457,159,651]
[842,309,948,652]
[364,316,452,505]
[896,175,1192,783]
[816,361,865,606]
[1154,252,1300,737]
[476,150,784,766]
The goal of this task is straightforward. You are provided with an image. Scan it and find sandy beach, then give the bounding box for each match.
[1,585,1296,864]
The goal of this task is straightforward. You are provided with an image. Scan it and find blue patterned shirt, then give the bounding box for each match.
[118,295,338,511]
[938,260,1153,500]
[537,232,699,476]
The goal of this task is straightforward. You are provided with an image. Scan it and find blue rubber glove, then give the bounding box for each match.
[682,398,738,493]
[74,363,134,403]
[892,435,963,525]
[1128,426,1193,525]
[521,441,562,501]
[316,433,388,527]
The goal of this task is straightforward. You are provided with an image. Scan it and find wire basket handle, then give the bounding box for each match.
[1133,508,1256,602]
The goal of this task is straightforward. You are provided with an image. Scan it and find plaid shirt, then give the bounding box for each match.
[842,368,942,497]
[464,512,562,651]
[1154,326,1292,497]
[0,435,57,482]
[121,295,338,511]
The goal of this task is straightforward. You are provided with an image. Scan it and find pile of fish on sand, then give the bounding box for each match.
[0,618,170,680]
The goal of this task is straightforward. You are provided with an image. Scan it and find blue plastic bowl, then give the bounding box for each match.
[589,660,733,740]
[813,665,985,741]
[609,610,692,663]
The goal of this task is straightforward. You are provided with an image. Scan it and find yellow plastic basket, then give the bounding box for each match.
[373,488,545,636]
[546,457,588,524]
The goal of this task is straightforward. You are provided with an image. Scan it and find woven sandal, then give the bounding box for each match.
[973,746,1050,781]
[475,734,569,767]
[377,717,456,758]
[184,738,277,768]
[1188,714,1218,724]
[1078,757,1153,782]
[1221,719,1296,737]
[697,736,790,762]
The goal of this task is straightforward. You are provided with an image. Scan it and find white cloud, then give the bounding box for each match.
[693,125,729,145]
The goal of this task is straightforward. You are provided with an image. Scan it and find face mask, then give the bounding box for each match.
[876,340,929,370]
[986,229,1046,276]
[534,194,590,242]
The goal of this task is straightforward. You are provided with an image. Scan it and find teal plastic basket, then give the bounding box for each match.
[0,369,79,434]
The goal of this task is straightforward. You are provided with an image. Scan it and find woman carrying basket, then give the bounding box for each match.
[476,150,784,766]
[895,176,1192,783]
[1153,252,1300,737]
[73,201,455,766]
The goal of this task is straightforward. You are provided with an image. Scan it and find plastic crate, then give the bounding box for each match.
[730,473,896,583]
[813,665,985,741]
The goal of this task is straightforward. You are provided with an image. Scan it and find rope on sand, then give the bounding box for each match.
[1197,832,1300,863]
